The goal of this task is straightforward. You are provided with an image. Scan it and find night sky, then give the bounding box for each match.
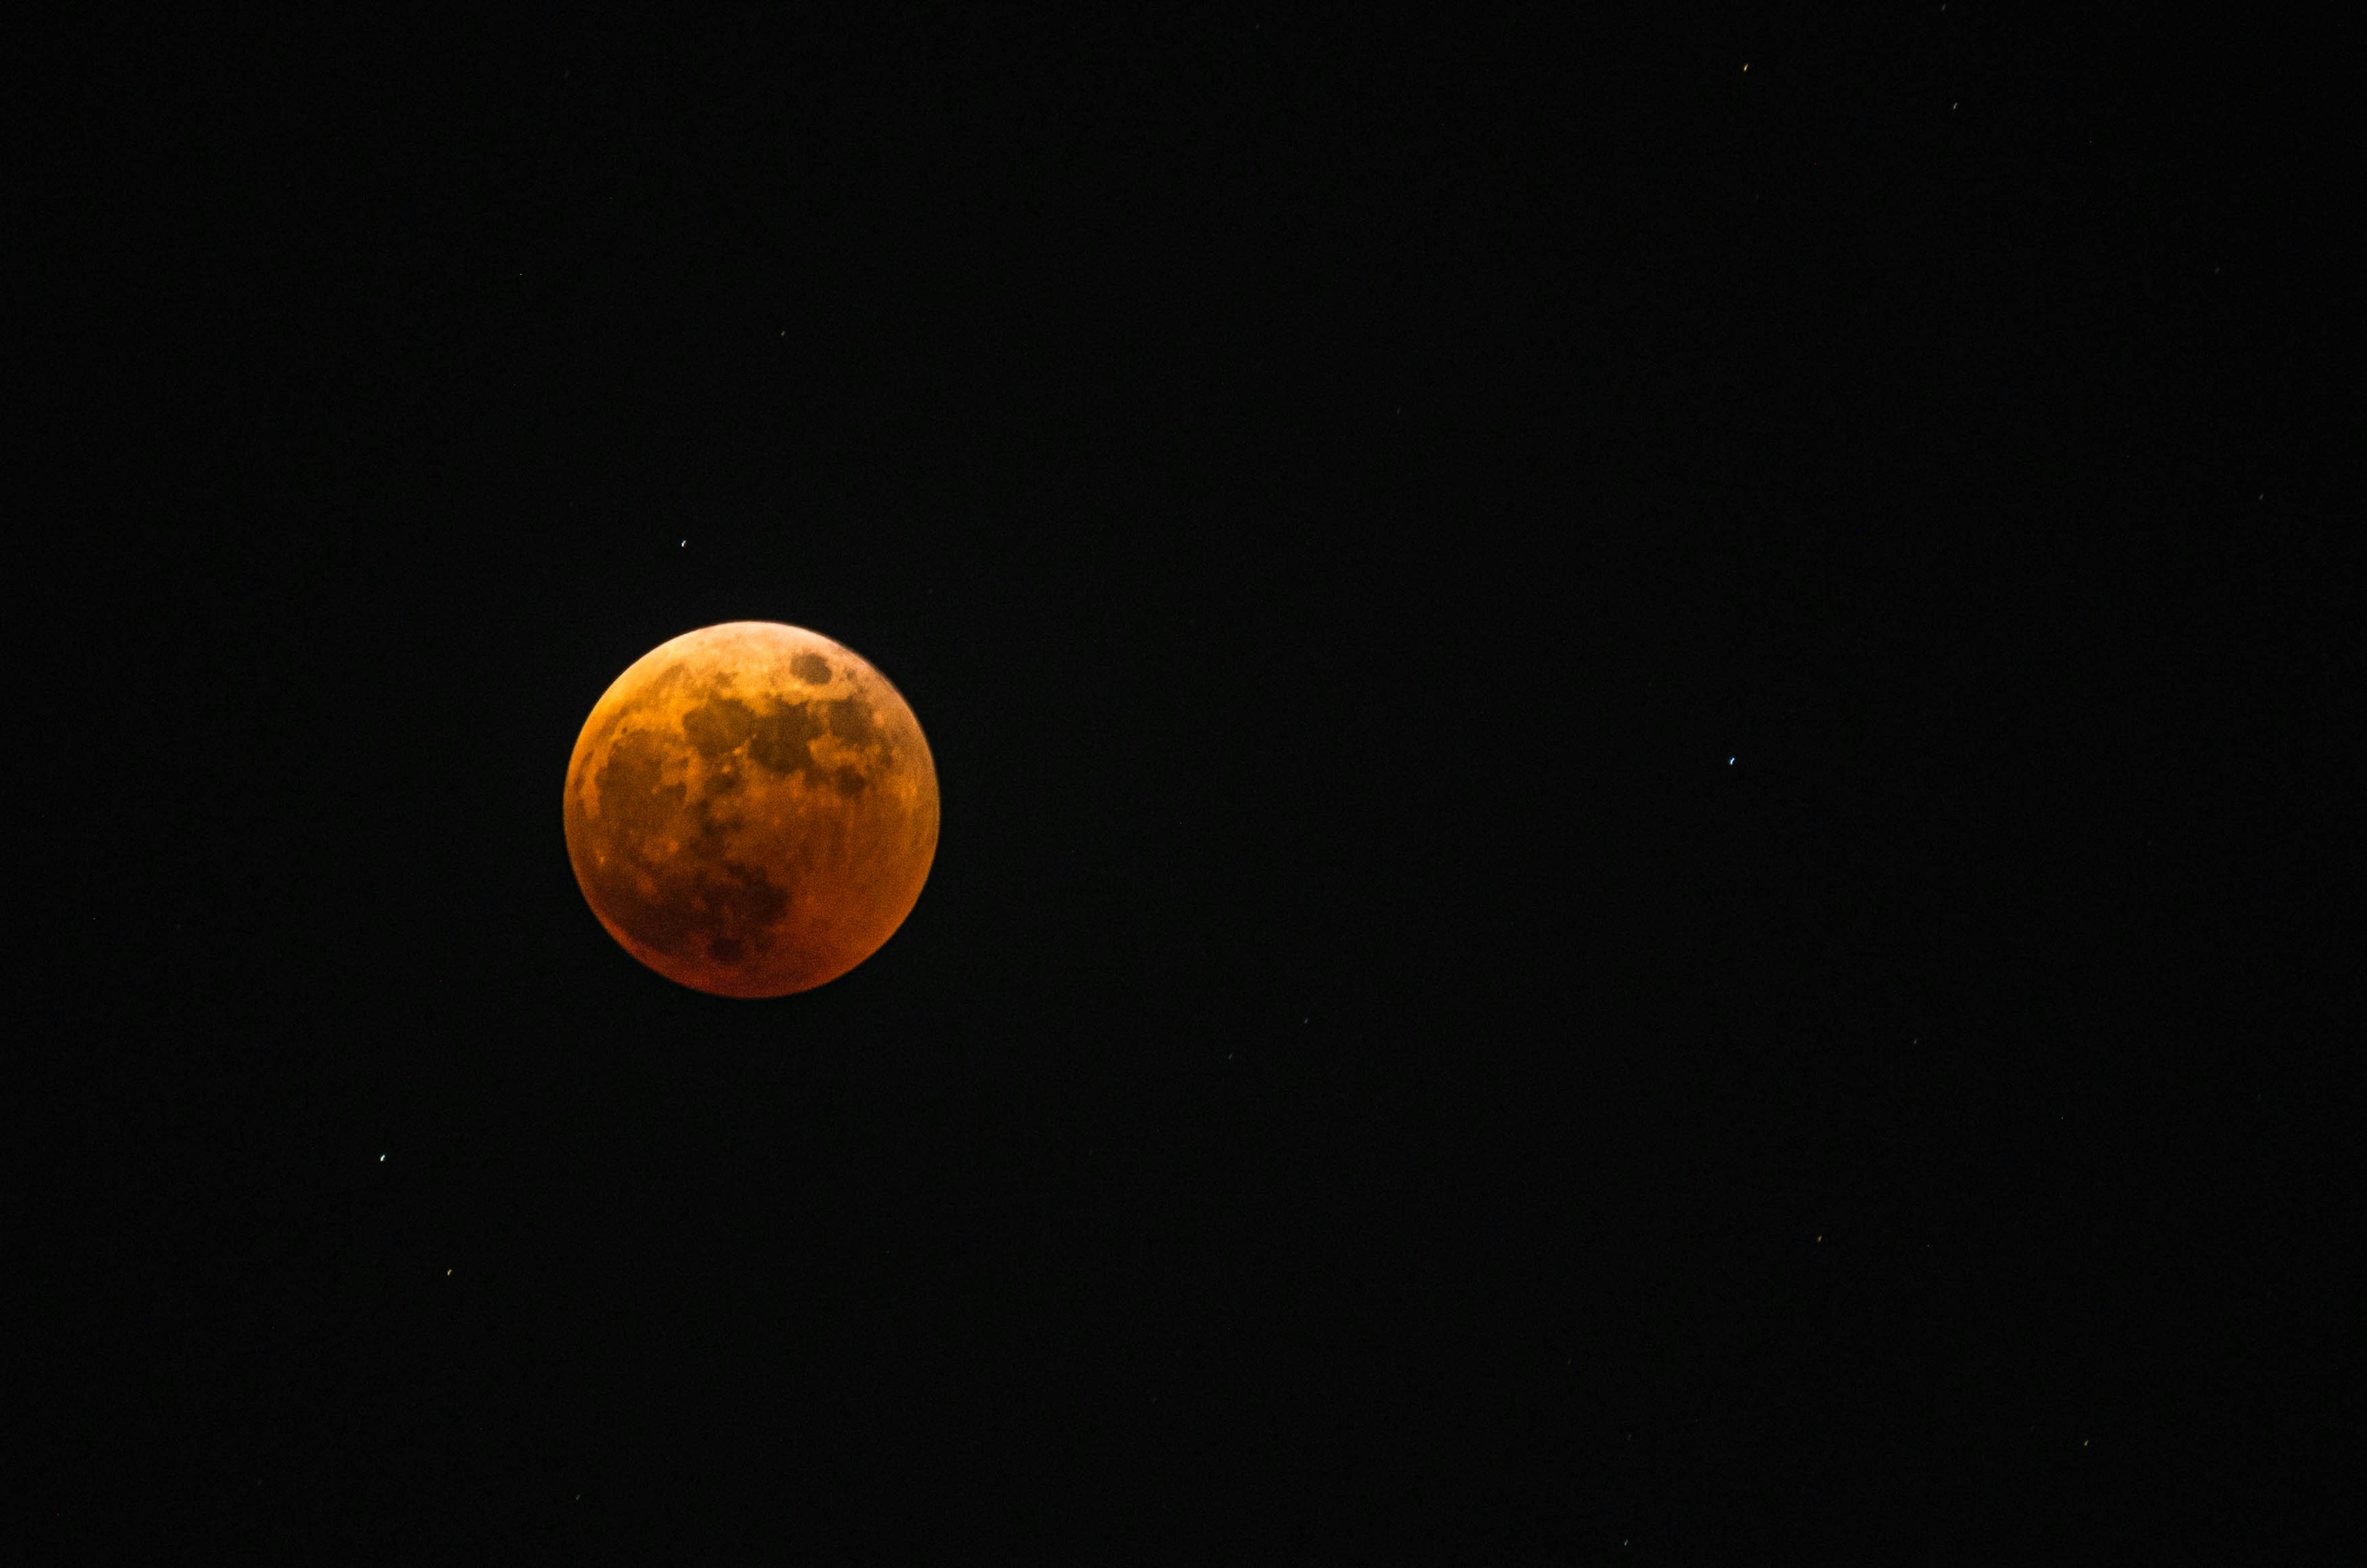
[25,13,2354,1557]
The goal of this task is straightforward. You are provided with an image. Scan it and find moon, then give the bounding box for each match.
[563,622,939,998]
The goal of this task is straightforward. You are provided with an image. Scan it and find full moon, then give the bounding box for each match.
[563,622,939,998]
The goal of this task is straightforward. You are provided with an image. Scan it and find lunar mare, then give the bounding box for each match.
[564,622,938,997]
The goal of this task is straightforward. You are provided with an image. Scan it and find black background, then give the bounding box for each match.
[20,10,2357,1558]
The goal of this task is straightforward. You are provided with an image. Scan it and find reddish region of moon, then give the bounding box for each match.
[563,622,939,998]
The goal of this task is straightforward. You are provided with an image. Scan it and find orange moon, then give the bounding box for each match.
[563,622,939,998]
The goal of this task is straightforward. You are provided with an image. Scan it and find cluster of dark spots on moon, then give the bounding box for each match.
[578,720,794,962]
[676,688,888,785]
[832,766,868,798]
[789,651,832,684]
[701,756,747,798]
[681,694,758,757]
[825,693,879,748]
[695,857,791,955]
[572,707,629,797]
[746,699,832,776]
[693,764,748,839]
[593,729,686,840]
[597,850,791,963]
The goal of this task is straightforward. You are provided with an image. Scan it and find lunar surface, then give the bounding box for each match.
[563,623,938,997]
